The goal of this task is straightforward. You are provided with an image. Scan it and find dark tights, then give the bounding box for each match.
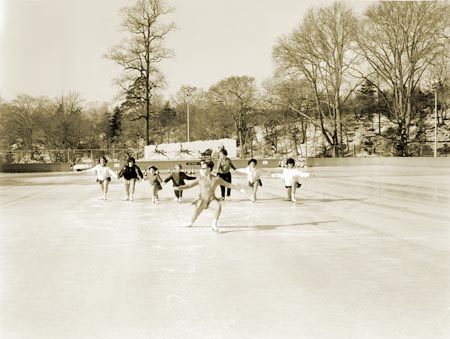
[218,172,232,198]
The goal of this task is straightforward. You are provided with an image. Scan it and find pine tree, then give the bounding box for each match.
[110,106,122,146]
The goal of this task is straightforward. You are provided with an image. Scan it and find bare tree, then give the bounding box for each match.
[0,95,50,149]
[44,93,86,160]
[427,49,450,124]
[357,1,450,156]
[172,87,235,141]
[273,1,359,157]
[207,76,259,158]
[105,0,175,145]
[262,77,315,157]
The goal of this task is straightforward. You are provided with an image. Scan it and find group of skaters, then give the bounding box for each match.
[84,149,311,232]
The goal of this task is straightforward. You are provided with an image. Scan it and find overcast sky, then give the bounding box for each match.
[0,0,373,104]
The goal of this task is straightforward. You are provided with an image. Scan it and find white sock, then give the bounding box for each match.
[211,219,219,231]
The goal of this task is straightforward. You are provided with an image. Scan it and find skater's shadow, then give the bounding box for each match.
[222,197,366,203]
[0,180,96,186]
[304,198,366,203]
[219,220,335,234]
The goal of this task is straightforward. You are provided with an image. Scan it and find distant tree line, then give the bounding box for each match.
[1,0,450,161]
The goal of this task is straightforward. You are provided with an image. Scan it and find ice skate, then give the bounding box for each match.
[211,219,219,232]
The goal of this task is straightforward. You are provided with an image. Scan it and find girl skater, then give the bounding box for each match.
[118,157,144,201]
[144,166,163,203]
[176,160,246,232]
[217,149,237,201]
[236,158,262,202]
[272,158,311,203]
[84,156,118,200]
[163,164,196,203]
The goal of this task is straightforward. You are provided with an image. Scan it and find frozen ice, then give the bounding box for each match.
[0,165,449,339]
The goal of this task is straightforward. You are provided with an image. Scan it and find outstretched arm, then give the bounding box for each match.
[136,166,144,180]
[79,165,97,174]
[177,179,199,190]
[235,167,249,175]
[229,159,237,171]
[156,174,164,184]
[183,173,196,180]
[216,177,246,193]
[295,169,311,178]
[271,172,284,179]
[117,166,125,178]
[108,168,119,179]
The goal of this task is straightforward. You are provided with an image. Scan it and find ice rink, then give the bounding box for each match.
[1,165,450,339]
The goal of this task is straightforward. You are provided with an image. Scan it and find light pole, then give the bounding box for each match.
[182,86,196,143]
[432,82,439,158]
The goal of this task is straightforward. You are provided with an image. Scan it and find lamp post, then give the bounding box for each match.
[432,82,439,158]
[182,86,196,143]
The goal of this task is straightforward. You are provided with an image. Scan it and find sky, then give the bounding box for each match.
[0,0,373,105]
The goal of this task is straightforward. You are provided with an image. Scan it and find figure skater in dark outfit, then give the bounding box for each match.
[118,157,144,201]
[176,160,246,232]
[164,164,196,203]
[217,149,236,201]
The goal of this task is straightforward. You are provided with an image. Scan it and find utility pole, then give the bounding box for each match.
[432,82,439,158]
[182,86,196,142]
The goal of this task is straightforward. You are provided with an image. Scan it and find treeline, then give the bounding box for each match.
[1,0,450,161]
[1,75,448,161]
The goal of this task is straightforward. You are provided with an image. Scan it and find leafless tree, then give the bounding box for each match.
[262,77,315,157]
[273,1,359,157]
[427,48,450,124]
[357,1,450,156]
[44,93,86,160]
[105,0,175,145]
[0,95,50,149]
[207,76,259,158]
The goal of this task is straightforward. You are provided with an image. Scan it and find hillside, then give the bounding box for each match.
[254,113,450,159]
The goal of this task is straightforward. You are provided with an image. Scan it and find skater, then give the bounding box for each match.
[118,157,143,201]
[236,158,262,202]
[83,156,118,200]
[271,158,311,203]
[176,160,246,232]
[217,143,226,158]
[144,166,163,203]
[216,149,236,201]
[163,164,196,203]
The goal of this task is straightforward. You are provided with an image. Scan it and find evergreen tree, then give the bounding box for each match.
[110,106,122,146]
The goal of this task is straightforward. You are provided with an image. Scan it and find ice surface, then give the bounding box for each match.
[1,166,449,339]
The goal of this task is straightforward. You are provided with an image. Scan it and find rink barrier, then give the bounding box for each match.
[0,163,71,173]
[136,159,280,171]
[0,159,279,173]
[304,157,450,167]
[1,157,450,173]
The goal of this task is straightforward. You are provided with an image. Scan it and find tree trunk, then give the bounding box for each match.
[394,119,409,156]
[239,130,244,158]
